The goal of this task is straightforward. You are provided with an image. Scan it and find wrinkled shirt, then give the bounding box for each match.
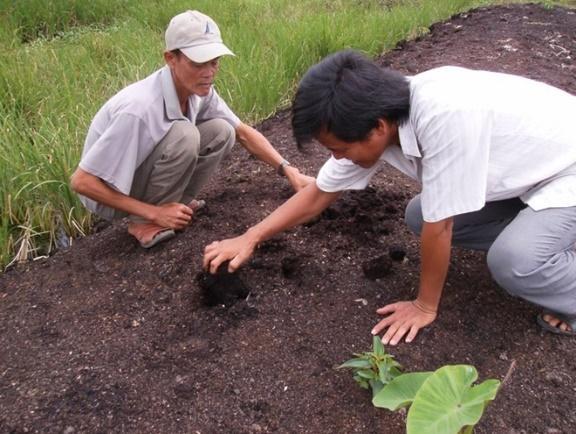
[316,66,576,222]
[79,66,240,219]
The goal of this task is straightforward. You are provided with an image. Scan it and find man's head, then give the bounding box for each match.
[164,11,234,98]
[291,50,410,166]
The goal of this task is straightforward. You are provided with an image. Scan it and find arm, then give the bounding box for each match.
[204,182,340,273]
[371,217,453,345]
[70,167,193,229]
[235,122,315,191]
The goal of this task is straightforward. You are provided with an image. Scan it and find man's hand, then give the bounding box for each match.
[151,202,193,229]
[203,232,259,274]
[284,166,315,192]
[371,300,437,346]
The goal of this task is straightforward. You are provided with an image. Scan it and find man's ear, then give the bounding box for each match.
[164,51,175,67]
[375,118,391,136]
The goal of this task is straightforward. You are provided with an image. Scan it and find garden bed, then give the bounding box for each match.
[1,3,575,433]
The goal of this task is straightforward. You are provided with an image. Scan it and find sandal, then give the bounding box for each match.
[536,312,576,336]
[128,222,175,249]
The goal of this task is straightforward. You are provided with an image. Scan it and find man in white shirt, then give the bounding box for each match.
[71,10,312,248]
[204,50,576,341]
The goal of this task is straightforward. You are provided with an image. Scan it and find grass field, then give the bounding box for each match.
[0,0,561,269]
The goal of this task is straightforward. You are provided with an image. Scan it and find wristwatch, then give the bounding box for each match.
[277,159,291,176]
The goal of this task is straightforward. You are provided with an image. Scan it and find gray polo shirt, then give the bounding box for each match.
[79,66,240,219]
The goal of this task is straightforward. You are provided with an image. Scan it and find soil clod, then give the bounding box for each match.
[196,262,250,307]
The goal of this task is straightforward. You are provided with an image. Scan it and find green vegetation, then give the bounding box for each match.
[338,334,402,397]
[340,337,501,434]
[0,0,551,268]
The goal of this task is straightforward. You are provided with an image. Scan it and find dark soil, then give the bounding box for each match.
[1,4,576,433]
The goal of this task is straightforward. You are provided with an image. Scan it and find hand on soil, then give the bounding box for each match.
[152,202,193,229]
[203,234,258,274]
[371,300,437,345]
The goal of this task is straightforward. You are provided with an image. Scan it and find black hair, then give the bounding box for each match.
[292,50,410,146]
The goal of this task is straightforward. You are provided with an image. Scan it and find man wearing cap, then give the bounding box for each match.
[71,10,313,248]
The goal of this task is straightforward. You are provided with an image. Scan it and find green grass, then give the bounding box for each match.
[0,0,555,269]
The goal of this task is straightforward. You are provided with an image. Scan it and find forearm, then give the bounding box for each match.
[236,123,287,170]
[71,168,156,220]
[247,183,339,243]
[416,219,453,312]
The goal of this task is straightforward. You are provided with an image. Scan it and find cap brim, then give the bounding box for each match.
[181,43,235,63]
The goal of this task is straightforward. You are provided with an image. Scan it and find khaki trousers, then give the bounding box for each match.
[118,119,235,222]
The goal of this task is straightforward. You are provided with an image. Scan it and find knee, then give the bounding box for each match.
[167,121,200,162]
[486,241,532,296]
[202,118,236,152]
[214,118,236,140]
[404,195,423,235]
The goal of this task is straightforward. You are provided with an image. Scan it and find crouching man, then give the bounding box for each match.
[71,10,313,248]
[204,50,576,342]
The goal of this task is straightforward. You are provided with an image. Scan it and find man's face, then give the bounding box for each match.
[316,120,398,168]
[166,51,220,97]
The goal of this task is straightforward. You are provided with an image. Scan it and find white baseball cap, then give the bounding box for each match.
[165,10,234,63]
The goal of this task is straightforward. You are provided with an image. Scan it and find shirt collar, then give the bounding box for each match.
[398,120,422,158]
[161,66,188,121]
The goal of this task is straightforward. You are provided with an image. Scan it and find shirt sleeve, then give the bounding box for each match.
[417,108,492,222]
[197,88,241,127]
[316,156,383,192]
[79,113,154,195]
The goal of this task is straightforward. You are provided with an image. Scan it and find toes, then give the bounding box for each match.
[542,314,573,332]
[543,314,561,327]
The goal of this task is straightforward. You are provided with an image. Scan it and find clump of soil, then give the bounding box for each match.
[196,262,250,307]
[1,4,576,434]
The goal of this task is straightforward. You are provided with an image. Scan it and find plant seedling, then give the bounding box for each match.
[338,335,402,397]
[340,338,501,434]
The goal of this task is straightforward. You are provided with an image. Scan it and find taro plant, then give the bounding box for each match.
[338,335,402,397]
[339,338,501,434]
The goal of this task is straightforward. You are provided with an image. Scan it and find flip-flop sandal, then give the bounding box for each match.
[536,312,576,336]
[140,228,175,249]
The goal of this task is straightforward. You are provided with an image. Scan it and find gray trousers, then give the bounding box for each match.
[405,195,576,322]
[117,119,235,222]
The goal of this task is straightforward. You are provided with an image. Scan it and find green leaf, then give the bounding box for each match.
[406,365,501,434]
[372,372,433,410]
[338,358,372,369]
[357,370,378,380]
[370,379,385,398]
[373,335,385,357]
[390,366,402,378]
[354,377,370,390]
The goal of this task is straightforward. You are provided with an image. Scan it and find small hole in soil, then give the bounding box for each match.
[389,245,406,262]
[362,255,393,280]
[196,262,250,307]
[281,256,300,278]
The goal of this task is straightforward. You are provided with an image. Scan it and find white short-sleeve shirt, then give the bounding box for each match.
[316,66,576,222]
[79,66,240,219]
